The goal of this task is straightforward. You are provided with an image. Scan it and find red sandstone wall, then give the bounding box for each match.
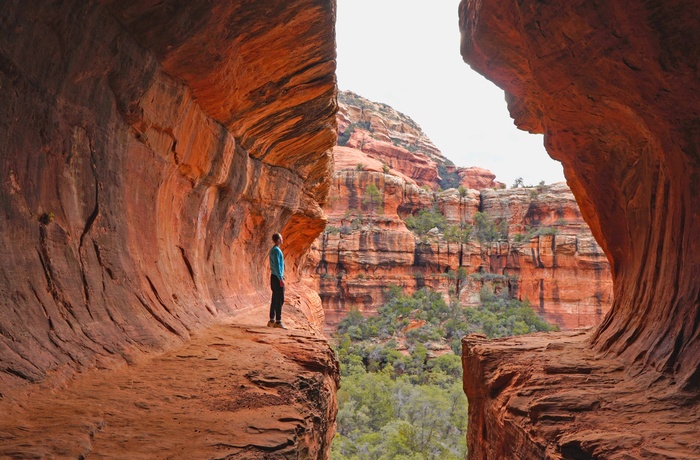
[0,0,336,392]
[460,0,700,389]
[304,94,612,331]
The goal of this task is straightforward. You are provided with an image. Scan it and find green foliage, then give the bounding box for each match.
[510,224,560,243]
[537,226,559,236]
[464,286,558,339]
[382,163,390,174]
[325,226,341,235]
[404,208,448,236]
[356,163,365,171]
[437,163,461,190]
[338,121,372,146]
[337,126,354,146]
[444,224,472,245]
[512,177,524,188]
[473,212,507,243]
[332,286,557,459]
[363,183,383,212]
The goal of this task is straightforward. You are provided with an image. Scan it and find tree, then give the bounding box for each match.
[473,211,503,243]
[403,208,447,236]
[363,183,383,228]
[512,177,524,188]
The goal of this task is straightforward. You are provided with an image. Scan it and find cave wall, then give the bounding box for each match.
[460,0,700,389]
[0,0,336,391]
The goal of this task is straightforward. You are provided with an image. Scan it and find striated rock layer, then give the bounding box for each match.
[304,94,612,331]
[460,0,700,458]
[0,0,337,456]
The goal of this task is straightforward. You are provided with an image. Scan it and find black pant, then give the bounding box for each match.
[269,274,284,321]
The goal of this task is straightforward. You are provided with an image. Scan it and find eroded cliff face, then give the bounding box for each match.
[460,0,700,457]
[304,93,612,331]
[0,1,337,456]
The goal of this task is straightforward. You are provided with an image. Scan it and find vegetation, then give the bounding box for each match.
[363,183,383,226]
[338,121,372,146]
[473,212,507,243]
[511,225,560,243]
[331,286,557,459]
[437,163,461,190]
[404,208,448,236]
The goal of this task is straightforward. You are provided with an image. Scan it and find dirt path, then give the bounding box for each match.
[0,307,338,459]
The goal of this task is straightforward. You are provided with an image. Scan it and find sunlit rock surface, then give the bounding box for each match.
[303,93,612,331]
[0,0,337,456]
[460,0,700,457]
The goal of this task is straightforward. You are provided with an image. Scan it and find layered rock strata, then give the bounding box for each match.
[0,0,337,457]
[0,310,338,459]
[463,332,699,459]
[460,0,700,457]
[337,91,505,190]
[304,114,612,330]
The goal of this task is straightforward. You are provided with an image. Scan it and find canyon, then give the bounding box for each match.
[460,0,700,458]
[304,91,613,332]
[0,1,698,458]
[0,1,337,457]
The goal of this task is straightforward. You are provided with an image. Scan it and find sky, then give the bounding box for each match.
[335,0,566,187]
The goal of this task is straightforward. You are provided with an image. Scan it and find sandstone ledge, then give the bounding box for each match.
[463,332,700,459]
[0,305,338,459]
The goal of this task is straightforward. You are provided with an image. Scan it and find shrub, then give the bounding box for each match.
[473,212,506,243]
[404,208,447,236]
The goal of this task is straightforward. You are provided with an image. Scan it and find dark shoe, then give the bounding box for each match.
[267,320,275,327]
[273,321,287,329]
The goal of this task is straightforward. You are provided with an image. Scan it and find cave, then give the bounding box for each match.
[0,0,698,458]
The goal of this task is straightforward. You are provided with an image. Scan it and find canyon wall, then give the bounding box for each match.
[0,0,335,413]
[460,0,700,457]
[303,92,612,331]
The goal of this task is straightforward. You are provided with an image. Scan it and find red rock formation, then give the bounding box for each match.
[306,96,611,331]
[456,166,504,190]
[0,318,338,458]
[460,0,700,457]
[304,143,612,331]
[0,1,337,456]
[338,90,499,190]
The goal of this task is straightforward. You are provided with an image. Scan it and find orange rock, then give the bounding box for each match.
[460,0,700,456]
[0,1,338,456]
[306,94,612,332]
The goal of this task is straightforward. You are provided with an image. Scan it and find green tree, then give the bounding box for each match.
[512,177,524,188]
[404,208,447,236]
[474,211,504,243]
[364,183,383,228]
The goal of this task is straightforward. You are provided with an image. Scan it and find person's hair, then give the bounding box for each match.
[272,233,282,243]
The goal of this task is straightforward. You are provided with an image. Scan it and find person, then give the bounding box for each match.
[268,233,287,329]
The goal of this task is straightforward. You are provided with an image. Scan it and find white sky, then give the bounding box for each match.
[335,0,566,187]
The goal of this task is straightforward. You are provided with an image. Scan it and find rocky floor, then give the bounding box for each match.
[463,330,700,459]
[0,306,338,459]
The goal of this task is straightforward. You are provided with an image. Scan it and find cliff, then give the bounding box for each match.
[0,1,337,457]
[337,91,505,190]
[460,0,700,458]
[304,92,612,331]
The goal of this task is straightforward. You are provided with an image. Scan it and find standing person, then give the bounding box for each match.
[268,233,287,329]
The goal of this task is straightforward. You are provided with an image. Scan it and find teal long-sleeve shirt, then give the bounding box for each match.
[269,245,284,280]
